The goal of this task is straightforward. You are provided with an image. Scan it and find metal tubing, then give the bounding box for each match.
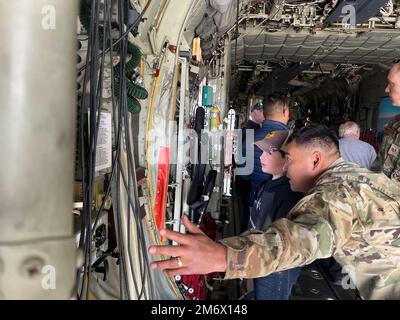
[0,0,78,299]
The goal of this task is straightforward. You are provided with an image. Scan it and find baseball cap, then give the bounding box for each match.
[251,101,263,112]
[255,130,291,153]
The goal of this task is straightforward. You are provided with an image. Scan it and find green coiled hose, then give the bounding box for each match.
[79,0,148,114]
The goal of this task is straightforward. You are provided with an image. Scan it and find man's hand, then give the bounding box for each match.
[148,215,227,276]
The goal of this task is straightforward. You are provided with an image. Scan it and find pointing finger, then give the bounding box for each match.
[159,228,191,245]
[182,215,203,235]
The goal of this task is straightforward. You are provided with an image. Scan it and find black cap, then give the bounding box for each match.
[251,101,263,112]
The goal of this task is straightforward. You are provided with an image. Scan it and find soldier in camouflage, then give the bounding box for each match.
[149,125,400,300]
[372,63,400,183]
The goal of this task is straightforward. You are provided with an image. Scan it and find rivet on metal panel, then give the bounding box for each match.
[20,257,45,279]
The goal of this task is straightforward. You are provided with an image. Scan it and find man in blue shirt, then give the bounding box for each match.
[240,93,290,215]
[338,121,377,169]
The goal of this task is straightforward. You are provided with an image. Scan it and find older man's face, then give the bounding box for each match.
[386,64,400,107]
[251,109,265,124]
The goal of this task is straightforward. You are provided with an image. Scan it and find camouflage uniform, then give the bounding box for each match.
[220,159,400,300]
[372,115,400,184]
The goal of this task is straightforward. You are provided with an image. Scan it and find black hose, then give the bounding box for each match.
[80,0,149,114]
[77,0,154,300]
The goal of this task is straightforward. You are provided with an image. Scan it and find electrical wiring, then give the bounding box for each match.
[82,0,105,300]
[118,159,153,299]
[80,0,148,115]
[91,1,123,234]
[79,0,196,301]
[112,0,154,300]
[122,66,154,300]
[76,0,155,300]
[77,0,99,299]
[77,0,152,74]
[112,22,132,298]
[90,0,125,234]
[122,21,153,303]
[105,0,131,299]
[126,137,154,300]
[114,145,130,299]
[117,0,142,299]
[77,0,119,300]
[105,0,135,300]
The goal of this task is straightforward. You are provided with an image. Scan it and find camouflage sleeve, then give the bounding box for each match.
[371,117,400,180]
[220,191,354,279]
[371,144,385,172]
[371,121,392,172]
[369,146,378,169]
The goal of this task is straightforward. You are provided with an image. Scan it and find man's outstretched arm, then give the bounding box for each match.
[149,194,350,278]
[221,213,335,279]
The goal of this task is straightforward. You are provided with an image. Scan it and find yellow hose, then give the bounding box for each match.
[146,72,160,245]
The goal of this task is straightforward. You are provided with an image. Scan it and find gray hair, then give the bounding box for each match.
[339,121,360,138]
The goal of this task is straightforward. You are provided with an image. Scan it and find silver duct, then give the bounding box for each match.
[0,0,78,299]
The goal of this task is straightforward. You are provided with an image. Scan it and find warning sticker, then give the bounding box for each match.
[95,112,112,173]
